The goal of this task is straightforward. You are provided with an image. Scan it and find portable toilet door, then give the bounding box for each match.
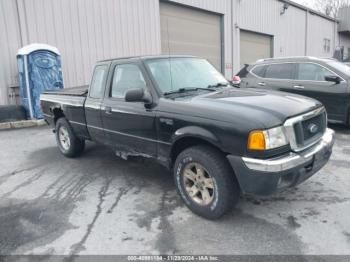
[17,44,63,119]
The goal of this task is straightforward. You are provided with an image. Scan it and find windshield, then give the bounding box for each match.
[145,58,229,94]
[327,61,350,75]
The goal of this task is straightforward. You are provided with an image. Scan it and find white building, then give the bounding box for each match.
[1,0,349,105]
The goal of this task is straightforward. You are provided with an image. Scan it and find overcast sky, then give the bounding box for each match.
[291,0,315,8]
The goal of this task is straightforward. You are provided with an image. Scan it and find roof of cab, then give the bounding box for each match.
[98,55,198,63]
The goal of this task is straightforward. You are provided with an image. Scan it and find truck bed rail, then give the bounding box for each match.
[43,85,88,97]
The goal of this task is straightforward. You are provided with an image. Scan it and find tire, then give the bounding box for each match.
[173,145,240,220]
[55,118,85,158]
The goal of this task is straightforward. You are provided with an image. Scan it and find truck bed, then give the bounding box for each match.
[40,85,90,139]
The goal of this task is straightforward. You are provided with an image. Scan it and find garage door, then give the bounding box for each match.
[160,2,222,71]
[240,30,273,67]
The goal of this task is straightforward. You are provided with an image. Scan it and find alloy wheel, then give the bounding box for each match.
[58,126,71,150]
[182,162,215,206]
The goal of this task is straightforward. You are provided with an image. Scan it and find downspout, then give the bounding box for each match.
[231,0,234,77]
[15,0,24,46]
[305,10,308,56]
[334,19,338,55]
[23,55,34,119]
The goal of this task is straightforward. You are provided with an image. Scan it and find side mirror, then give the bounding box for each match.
[125,88,152,104]
[325,75,341,84]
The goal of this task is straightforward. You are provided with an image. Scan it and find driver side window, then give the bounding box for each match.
[111,64,146,98]
[297,63,335,81]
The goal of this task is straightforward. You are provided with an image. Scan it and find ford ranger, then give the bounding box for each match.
[40,55,335,220]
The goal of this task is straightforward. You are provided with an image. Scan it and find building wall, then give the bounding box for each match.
[234,0,342,70]
[307,13,338,57]
[21,0,161,87]
[0,0,22,105]
[339,34,350,58]
[1,0,162,106]
[233,0,307,70]
[167,0,233,77]
[276,6,307,57]
[0,0,347,105]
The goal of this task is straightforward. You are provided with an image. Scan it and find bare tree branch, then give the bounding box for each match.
[312,0,350,18]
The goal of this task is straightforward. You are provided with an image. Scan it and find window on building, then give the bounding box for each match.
[296,63,334,81]
[111,64,146,98]
[89,65,108,98]
[265,63,295,79]
[324,38,331,53]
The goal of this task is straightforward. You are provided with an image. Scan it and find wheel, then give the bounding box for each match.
[55,118,85,158]
[173,145,240,220]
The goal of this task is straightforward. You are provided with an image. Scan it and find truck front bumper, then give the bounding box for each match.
[227,128,335,196]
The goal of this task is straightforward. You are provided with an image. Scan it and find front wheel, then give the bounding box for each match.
[55,118,85,158]
[174,145,240,220]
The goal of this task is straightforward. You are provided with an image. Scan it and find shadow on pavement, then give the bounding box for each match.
[329,123,350,135]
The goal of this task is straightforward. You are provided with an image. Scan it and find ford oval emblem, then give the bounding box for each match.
[308,124,319,134]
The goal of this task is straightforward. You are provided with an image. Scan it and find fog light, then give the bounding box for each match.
[277,174,294,189]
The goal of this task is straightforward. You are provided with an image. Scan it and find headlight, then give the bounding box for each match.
[248,126,288,151]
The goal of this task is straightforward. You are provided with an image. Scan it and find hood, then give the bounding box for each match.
[159,88,323,129]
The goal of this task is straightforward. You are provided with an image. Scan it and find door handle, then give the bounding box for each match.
[105,106,112,115]
[293,85,305,89]
[258,82,266,86]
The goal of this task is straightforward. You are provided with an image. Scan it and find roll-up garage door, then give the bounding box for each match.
[240,30,273,67]
[160,2,223,71]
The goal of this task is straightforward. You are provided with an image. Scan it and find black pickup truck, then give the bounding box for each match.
[41,55,335,220]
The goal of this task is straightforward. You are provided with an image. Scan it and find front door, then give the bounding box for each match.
[101,63,157,157]
[293,63,347,121]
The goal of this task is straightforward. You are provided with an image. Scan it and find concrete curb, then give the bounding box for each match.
[0,119,47,130]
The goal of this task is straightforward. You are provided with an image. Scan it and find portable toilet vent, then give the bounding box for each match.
[17,43,63,119]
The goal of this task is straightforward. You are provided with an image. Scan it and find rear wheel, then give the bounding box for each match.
[174,145,240,220]
[55,118,85,158]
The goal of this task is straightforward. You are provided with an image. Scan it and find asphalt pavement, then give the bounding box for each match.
[0,125,349,256]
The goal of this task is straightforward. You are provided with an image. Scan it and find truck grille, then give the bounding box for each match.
[294,112,327,147]
[284,107,327,152]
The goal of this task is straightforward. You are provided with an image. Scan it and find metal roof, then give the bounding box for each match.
[279,0,338,22]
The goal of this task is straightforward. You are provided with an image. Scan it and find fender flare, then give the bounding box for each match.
[170,126,225,158]
[172,126,220,143]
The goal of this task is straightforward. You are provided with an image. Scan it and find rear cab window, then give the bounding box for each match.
[89,65,108,98]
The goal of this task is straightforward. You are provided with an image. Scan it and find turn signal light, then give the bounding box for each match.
[248,131,266,151]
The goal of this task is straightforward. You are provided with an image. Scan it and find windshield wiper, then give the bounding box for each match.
[207,82,230,89]
[163,87,216,96]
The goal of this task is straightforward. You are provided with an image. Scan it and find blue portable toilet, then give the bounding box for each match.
[17,44,64,119]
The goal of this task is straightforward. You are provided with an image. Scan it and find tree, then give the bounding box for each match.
[312,0,350,18]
